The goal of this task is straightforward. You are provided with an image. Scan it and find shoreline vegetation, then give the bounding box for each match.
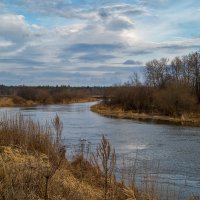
[91,51,200,127]
[0,96,99,107]
[0,85,104,107]
[0,113,186,200]
[91,103,200,127]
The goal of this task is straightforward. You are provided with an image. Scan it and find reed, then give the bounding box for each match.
[0,112,194,200]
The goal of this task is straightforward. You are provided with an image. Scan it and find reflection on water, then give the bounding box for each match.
[1,102,200,199]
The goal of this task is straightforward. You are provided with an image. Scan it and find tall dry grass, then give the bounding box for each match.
[0,113,102,200]
[0,113,64,162]
[0,112,194,200]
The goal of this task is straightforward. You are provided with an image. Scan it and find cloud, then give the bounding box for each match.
[123,60,142,65]
[66,43,124,53]
[157,44,200,50]
[0,14,43,57]
[99,4,149,17]
[139,0,170,8]
[106,15,134,31]
[0,14,29,42]
[0,71,20,79]
[127,49,153,56]
[77,54,116,63]
[0,14,29,54]
[75,66,144,73]
[3,0,98,20]
[55,24,86,36]
[125,37,200,57]
[4,1,148,20]
[2,1,137,32]
[0,0,200,86]
[0,58,45,66]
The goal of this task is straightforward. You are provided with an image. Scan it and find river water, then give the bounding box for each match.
[1,102,200,199]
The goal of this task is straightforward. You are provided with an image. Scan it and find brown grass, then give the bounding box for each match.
[0,113,104,200]
[91,103,200,127]
[0,97,14,107]
[0,96,98,107]
[0,97,36,107]
[0,146,103,200]
[0,112,193,200]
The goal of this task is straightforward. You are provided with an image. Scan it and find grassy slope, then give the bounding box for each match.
[0,146,103,200]
[0,114,127,200]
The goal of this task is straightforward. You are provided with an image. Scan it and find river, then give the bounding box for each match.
[1,102,200,199]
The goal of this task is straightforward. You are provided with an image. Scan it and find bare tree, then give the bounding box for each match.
[145,58,169,88]
[170,56,183,82]
[188,52,200,102]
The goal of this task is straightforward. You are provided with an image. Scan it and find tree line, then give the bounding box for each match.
[0,85,104,104]
[104,51,200,116]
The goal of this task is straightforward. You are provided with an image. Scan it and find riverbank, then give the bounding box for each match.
[0,96,98,107]
[0,109,198,199]
[91,103,200,127]
[0,113,144,200]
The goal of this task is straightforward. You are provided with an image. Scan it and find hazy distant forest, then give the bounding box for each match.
[0,85,104,104]
[104,51,200,116]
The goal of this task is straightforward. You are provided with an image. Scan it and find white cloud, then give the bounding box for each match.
[99,4,149,17]
[105,15,134,31]
[0,40,13,47]
[0,14,44,56]
[0,0,200,85]
[0,14,29,43]
[55,24,86,36]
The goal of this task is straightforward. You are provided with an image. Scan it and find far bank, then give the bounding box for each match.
[91,103,200,127]
[0,96,99,107]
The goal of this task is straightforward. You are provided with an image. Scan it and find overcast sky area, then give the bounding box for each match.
[0,0,200,86]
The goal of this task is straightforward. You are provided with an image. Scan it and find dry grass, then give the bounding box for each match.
[0,96,98,107]
[0,113,104,200]
[0,97,36,107]
[62,96,99,104]
[91,103,200,127]
[0,146,48,199]
[0,113,59,160]
[0,146,102,200]
[0,97,14,107]
[0,112,194,200]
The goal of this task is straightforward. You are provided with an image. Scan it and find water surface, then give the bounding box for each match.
[1,102,200,199]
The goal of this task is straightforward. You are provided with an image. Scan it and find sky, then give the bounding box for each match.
[0,0,200,86]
